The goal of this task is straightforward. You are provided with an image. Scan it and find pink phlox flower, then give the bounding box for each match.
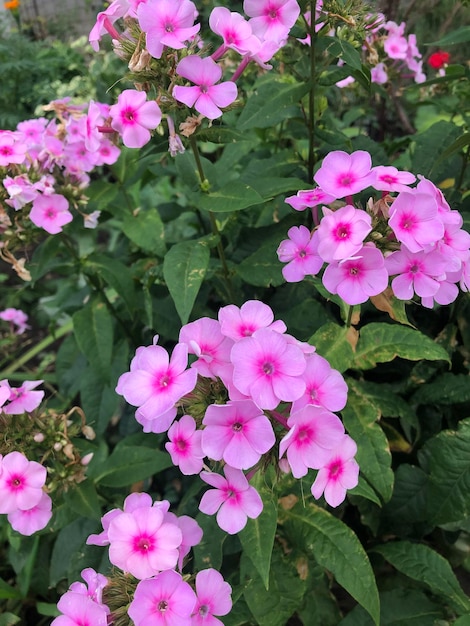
[388,191,444,253]
[128,570,197,626]
[165,414,204,475]
[37,134,65,171]
[322,243,389,305]
[93,139,121,166]
[313,150,375,200]
[178,318,233,380]
[110,89,162,148]
[385,246,448,301]
[7,491,52,536]
[29,193,73,235]
[384,33,408,59]
[65,117,86,144]
[52,591,108,626]
[85,100,112,152]
[0,451,47,514]
[192,568,232,626]
[84,210,102,229]
[244,0,301,44]
[89,0,129,51]
[371,165,416,193]
[34,174,56,196]
[218,300,286,342]
[277,225,323,282]
[4,175,38,211]
[17,117,48,144]
[135,405,178,434]
[435,219,470,272]
[63,140,97,174]
[421,277,459,309]
[0,382,10,408]
[231,328,306,410]
[137,0,200,59]
[107,505,183,579]
[297,7,325,46]
[163,511,204,570]
[371,62,388,84]
[210,7,261,57]
[279,406,345,478]
[2,380,44,414]
[173,56,238,120]
[0,131,27,167]
[202,400,275,469]
[311,435,359,507]
[199,465,263,534]
[291,353,348,414]
[316,205,372,262]
[86,508,122,546]
[167,115,185,157]
[116,341,197,432]
[69,568,109,610]
[0,308,30,335]
[285,187,335,211]
[416,176,452,218]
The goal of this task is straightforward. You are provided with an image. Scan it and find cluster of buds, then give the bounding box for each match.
[278,150,470,308]
[116,301,358,528]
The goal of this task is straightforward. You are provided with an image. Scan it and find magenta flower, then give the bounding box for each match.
[210,7,260,57]
[199,465,263,534]
[173,514,204,571]
[388,191,444,253]
[0,131,27,167]
[107,505,183,579]
[316,205,372,262]
[231,328,306,410]
[69,568,109,608]
[0,451,47,514]
[110,89,162,149]
[4,175,38,211]
[311,435,359,507]
[52,591,108,626]
[218,300,286,341]
[89,0,128,51]
[0,308,29,335]
[128,570,197,626]
[29,194,73,235]
[279,406,345,478]
[2,380,44,414]
[173,56,238,120]
[116,341,197,432]
[179,318,233,380]
[285,188,336,212]
[313,150,375,200]
[385,246,448,301]
[137,0,200,60]
[8,491,52,536]
[277,225,324,282]
[322,244,389,305]
[192,569,233,626]
[165,415,204,475]
[371,165,415,193]
[244,0,301,44]
[202,400,275,469]
[291,353,348,414]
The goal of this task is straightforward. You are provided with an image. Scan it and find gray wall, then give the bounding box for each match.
[19,0,104,39]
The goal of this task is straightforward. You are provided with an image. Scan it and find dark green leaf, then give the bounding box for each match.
[63,480,101,520]
[91,446,172,488]
[84,253,137,315]
[198,181,265,213]
[121,209,166,257]
[309,323,355,373]
[73,299,114,379]
[193,512,227,571]
[236,240,284,288]
[412,121,461,179]
[426,27,470,46]
[413,373,470,406]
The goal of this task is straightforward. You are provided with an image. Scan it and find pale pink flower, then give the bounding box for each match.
[202,400,275,469]
[8,491,52,535]
[128,570,197,626]
[69,568,109,608]
[384,34,408,59]
[179,318,233,380]
[311,435,359,507]
[316,205,372,262]
[218,300,286,341]
[421,278,459,309]
[173,56,238,120]
[385,246,448,301]
[231,328,306,410]
[285,188,335,212]
[110,89,162,149]
[370,62,388,84]
[210,7,261,58]
[29,194,73,235]
[313,150,375,200]
[371,165,416,193]
[192,569,232,626]
[2,380,44,414]
[83,211,101,229]
[0,132,27,166]
[51,591,108,626]
[165,415,204,475]
[0,451,47,514]
[89,0,128,51]
[279,406,345,478]
[199,465,263,534]
[0,308,30,335]
[173,514,203,570]
[291,353,348,414]
[3,175,38,211]
[322,244,389,305]
[277,225,324,282]
[388,191,444,253]
[244,0,300,44]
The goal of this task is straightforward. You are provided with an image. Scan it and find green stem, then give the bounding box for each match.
[307,0,317,183]
[346,305,354,328]
[1,320,73,377]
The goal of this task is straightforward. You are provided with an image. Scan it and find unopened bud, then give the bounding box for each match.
[82,425,96,441]
[33,433,45,443]
[81,452,94,466]
[53,442,62,452]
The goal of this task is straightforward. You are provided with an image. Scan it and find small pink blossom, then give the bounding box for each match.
[285,188,336,212]
[2,380,44,414]
[291,353,348,414]
[371,62,388,84]
[52,591,108,626]
[179,318,233,380]
[3,175,38,211]
[173,56,238,120]
[244,0,301,44]
[388,191,444,253]
[192,569,232,626]
[69,568,109,609]
[199,465,263,534]
[210,7,260,57]
[29,194,73,234]
[218,300,286,341]
[0,308,30,335]
[371,165,416,193]
[110,89,162,149]
[0,451,47,514]
[8,491,52,535]
[311,435,359,507]
[385,246,448,301]
[277,225,323,282]
[316,205,372,263]
[165,415,204,475]
[313,150,375,200]
[0,132,27,167]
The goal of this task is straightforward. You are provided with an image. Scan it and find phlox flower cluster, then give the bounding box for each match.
[279,149,470,308]
[88,0,301,151]
[116,300,357,525]
[0,98,120,237]
[63,493,234,626]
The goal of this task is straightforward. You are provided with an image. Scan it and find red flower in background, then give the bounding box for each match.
[428,50,450,69]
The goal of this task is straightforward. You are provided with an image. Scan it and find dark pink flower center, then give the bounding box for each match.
[0,146,13,156]
[8,475,23,490]
[409,263,420,274]
[400,214,415,230]
[339,174,353,187]
[198,604,209,617]
[329,460,342,478]
[176,437,187,451]
[155,372,171,391]
[349,266,359,276]
[46,207,57,219]
[298,249,307,258]
[122,107,137,123]
[381,175,397,184]
[232,422,243,432]
[158,600,169,612]
[165,23,174,32]
[135,536,153,553]
[335,224,350,239]
[263,361,274,375]
[268,9,278,19]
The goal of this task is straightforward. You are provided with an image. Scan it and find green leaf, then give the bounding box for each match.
[412,121,461,179]
[413,373,470,406]
[348,380,417,427]
[279,502,380,625]
[239,477,278,590]
[193,512,227,571]
[121,209,166,257]
[351,323,450,370]
[0,579,22,600]
[0,614,20,626]
[343,384,394,503]
[381,465,429,532]
[163,239,210,324]
[196,126,246,143]
[237,78,311,130]
[63,480,101,520]
[348,476,382,506]
[419,418,470,526]
[236,239,284,288]
[73,299,114,380]
[84,253,137,315]
[198,181,265,213]
[426,26,470,46]
[91,446,172,488]
[36,603,60,618]
[49,518,99,586]
[430,132,470,173]
[316,37,363,70]
[79,369,119,435]
[373,541,470,615]
[309,323,355,373]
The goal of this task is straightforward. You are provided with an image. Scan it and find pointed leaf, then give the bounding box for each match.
[91,446,172,488]
[198,181,265,213]
[73,299,114,380]
[309,323,355,373]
